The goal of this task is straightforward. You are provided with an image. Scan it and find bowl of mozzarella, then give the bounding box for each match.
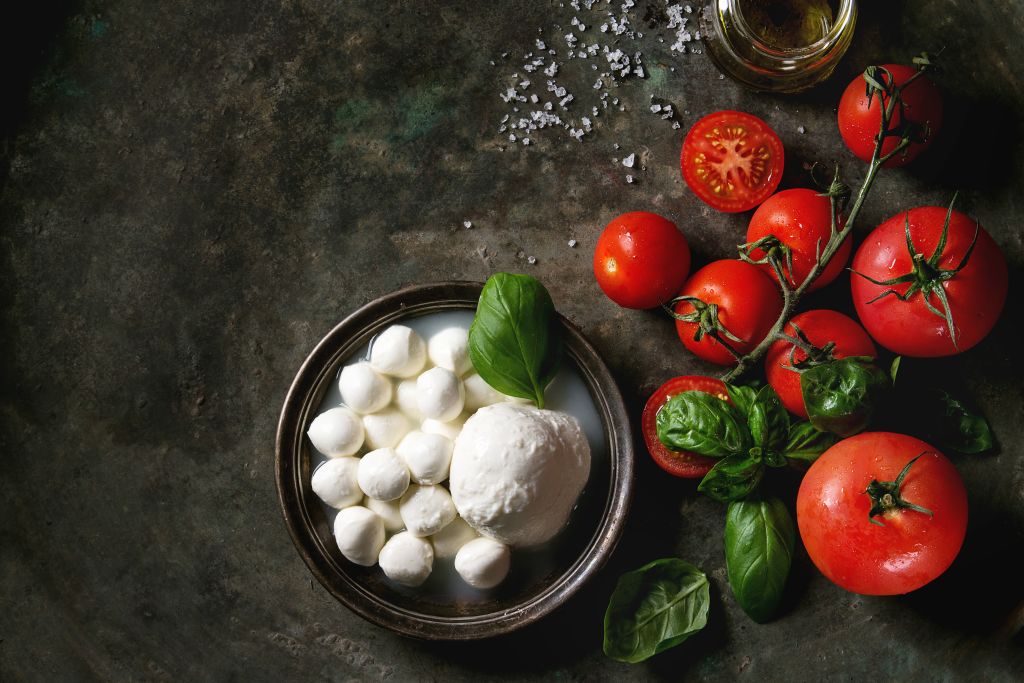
[276,280,633,639]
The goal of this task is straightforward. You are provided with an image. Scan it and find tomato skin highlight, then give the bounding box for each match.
[681,110,785,213]
[593,212,692,309]
[642,376,727,478]
[746,188,851,292]
[765,310,877,418]
[797,432,967,596]
[851,206,1008,357]
[674,260,783,366]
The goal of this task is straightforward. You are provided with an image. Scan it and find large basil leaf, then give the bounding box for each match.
[782,422,838,463]
[468,273,562,408]
[657,391,751,458]
[801,357,889,437]
[697,453,763,503]
[725,498,795,623]
[603,558,710,663]
[748,385,790,453]
[936,390,994,454]
[726,383,759,419]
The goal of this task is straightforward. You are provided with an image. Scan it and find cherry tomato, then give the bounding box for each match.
[765,310,877,419]
[797,432,967,595]
[746,188,851,293]
[593,212,692,309]
[642,376,727,478]
[673,260,783,366]
[681,110,785,213]
[837,64,943,168]
[851,206,1007,357]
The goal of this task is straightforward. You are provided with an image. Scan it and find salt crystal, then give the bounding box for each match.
[568,239,578,248]
[622,153,635,168]
[522,137,531,145]
[463,220,473,228]
[626,175,634,183]
[530,94,539,103]
[650,104,662,113]
[797,126,806,134]
[527,256,537,265]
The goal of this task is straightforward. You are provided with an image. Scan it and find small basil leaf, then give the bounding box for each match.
[936,390,994,454]
[657,391,752,458]
[762,450,788,468]
[725,497,795,623]
[603,558,710,663]
[726,383,759,419]
[782,421,838,463]
[748,385,790,452]
[697,453,763,503]
[890,356,902,385]
[801,357,889,437]
[468,273,563,408]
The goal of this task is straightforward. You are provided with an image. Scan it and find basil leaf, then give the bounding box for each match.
[603,558,710,663]
[697,453,763,503]
[748,385,790,453]
[801,357,889,437]
[726,383,759,419]
[468,273,562,408]
[937,391,994,454]
[782,421,837,463]
[657,391,751,458]
[725,497,795,623]
[762,450,787,468]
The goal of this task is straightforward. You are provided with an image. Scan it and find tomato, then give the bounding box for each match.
[797,432,967,595]
[642,376,726,478]
[680,110,784,213]
[765,310,877,419]
[851,206,1007,357]
[745,188,851,293]
[837,64,943,168]
[593,212,692,309]
[673,260,783,366]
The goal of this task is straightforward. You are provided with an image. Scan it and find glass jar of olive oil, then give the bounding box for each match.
[699,0,857,93]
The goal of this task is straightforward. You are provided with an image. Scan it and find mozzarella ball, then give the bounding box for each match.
[463,373,505,412]
[365,497,405,532]
[333,506,385,566]
[416,367,465,421]
[339,362,392,414]
[430,517,479,559]
[400,484,457,537]
[396,431,454,485]
[310,457,362,509]
[362,408,411,450]
[369,325,427,378]
[378,532,434,587]
[421,414,467,441]
[307,406,364,457]
[428,327,472,376]
[395,379,421,420]
[357,447,410,501]
[455,537,511,589]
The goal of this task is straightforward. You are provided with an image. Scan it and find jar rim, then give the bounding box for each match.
[729,0,857,59]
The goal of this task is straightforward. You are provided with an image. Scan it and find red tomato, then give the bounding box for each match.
[642,376,726,478]
[797,432,967,595]
[765,310,877,419]
[593,212,692,309]
[746,188,851,293]
[837,64,943,168]
[673,260,783,366]
[851,206,1007,357]
[680,110,784,213]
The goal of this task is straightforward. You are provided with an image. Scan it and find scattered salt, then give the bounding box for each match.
[622,153,635,168]
[463,220,473,229]
[568,239,578,248]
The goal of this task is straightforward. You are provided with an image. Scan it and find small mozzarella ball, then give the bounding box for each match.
[311,457,362,509]
[307,406,365,457]
[395,379,422,420]
[421,413,467,441]
[369,325,427,378]
[396,431,453,485]
[362,408,411,450]
[416,367,465,421]
[428,327,472,376]
[333,506,385,566]
[339,362,392,414]
[400,484,457,537]
[357,447,410,501]
[378,532,434,587]
[365,497,404,532]
[463,373,505,412]
[430,517,479,559]
[455,537,512,589]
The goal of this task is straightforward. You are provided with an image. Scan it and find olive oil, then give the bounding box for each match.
[740,0,835,49]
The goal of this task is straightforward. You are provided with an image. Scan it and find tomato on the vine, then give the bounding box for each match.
[673,260,783,366]
[642,376,727,478]
[765,310,876,419]
[681,111,784,213]
[797,432,967,595]
[593,212,692,309]
[745,188,851,292]
[851,205,1007,357]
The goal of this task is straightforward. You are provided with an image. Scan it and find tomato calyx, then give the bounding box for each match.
[862,62,935,165]
[667,295,745,361]
[865,452,935,526]
[739,235,797,288]
[776,323,838,372]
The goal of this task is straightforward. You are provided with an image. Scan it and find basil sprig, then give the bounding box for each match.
[725,497,795,623]
[801,356,889,437]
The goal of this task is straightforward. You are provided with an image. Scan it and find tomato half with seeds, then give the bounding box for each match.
[642,376,727,478]
[681,110,785,213]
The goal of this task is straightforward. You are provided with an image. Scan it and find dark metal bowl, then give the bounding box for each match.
[275,281,634,639]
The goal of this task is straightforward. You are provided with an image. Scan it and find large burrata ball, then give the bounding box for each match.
[307,406,364,457]
[369,325,427,378]
[378,532,434,587]
[338,362,392,414]
[428,327,472,375]
[333,506,384,566]
[311,457,362,509]
[449,403,591,547]
[454,537,511,589]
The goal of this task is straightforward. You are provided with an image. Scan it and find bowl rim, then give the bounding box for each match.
[275,280,634,640]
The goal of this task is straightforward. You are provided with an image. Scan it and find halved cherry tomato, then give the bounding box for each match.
[593,212,692,309]
[681,110,785,213]
[642,376,727,478]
